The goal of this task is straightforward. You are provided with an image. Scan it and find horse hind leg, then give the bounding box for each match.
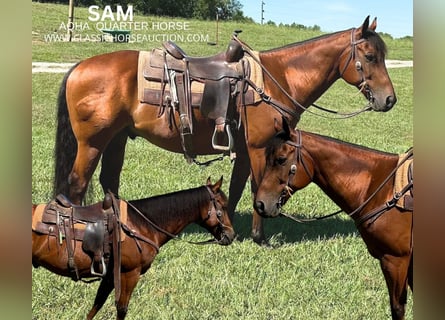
[100,131,128,196]
[68,143,102,204]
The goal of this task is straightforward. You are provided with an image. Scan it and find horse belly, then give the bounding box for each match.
[132,106,222,155]
[32,234,93,278]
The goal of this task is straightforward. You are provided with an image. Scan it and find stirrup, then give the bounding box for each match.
[211,124,234,151]
[90,256,107,277]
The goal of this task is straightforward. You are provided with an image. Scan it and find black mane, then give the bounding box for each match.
[127,186,210,226]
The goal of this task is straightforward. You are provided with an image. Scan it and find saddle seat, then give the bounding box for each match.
[55,193,113,223]
[161,39,243,81]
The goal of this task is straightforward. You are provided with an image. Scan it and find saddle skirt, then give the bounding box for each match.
[394,152,413,211]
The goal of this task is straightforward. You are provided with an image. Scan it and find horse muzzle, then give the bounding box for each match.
[367,88,397,112]
[217,227,236,245]
[254,199,281,218]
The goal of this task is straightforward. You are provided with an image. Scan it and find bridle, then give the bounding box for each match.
[338,28,374,108]
[122,186,232,246]
[275,130,343,223]
[277,130,314,213]
[199,185,234,245]
[234,28,376,121]
[275,132,413,226]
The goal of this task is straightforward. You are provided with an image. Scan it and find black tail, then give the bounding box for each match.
[53,63,80,198]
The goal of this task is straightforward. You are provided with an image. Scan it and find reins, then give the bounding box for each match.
[279,132,413,226]
[278,130,344,223]
[234,29,374,120]
[117,186,228,247]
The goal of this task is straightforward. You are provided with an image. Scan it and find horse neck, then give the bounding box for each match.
[301,131,398,213]
[260,30,351,107]
[128,187,208,244]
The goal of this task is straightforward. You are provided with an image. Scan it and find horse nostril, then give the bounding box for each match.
[254,200,265,215]
[386,95,397,108]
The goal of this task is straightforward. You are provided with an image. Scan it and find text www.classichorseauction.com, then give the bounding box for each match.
[43,4,210,43]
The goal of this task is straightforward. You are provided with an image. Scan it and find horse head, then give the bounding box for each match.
[254,119,314,218]
[201,176,235,245]
[339,16,397,112]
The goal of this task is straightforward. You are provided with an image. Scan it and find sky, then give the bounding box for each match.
[239,0,413,38]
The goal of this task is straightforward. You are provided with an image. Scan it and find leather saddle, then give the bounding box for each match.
[35,193,121,280]
[143,32,248,161]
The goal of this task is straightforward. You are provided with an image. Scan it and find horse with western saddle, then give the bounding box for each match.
[32,177,235,319]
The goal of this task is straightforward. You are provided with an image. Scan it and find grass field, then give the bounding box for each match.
[32,3,413,319]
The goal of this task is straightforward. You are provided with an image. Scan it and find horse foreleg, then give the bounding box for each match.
[100,131,128,196]
[87,276,114,320]
[228,134,251,222]
[248,147,268,245]
[69,142,102,204]
[115,269,141,320]
[380,255,410,320]
[408,253,413,291]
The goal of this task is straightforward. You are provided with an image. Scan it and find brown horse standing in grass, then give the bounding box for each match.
[254,120,413,320]
[53,16,396,244]
[33,177,235,319]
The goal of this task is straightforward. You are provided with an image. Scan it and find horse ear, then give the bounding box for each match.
[369,17,377,31]
[212,176,223,191]
[360,15,370,34]
[273,117,283,133]
[282,116,291,139]
[206,176,212,185]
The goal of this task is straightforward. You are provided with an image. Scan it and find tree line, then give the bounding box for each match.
[35,0,252,21]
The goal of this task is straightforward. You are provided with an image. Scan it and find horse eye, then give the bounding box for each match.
[365,54,375,62]
[276,157,287,166]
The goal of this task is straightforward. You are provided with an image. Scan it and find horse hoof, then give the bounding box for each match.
[251,232,271,247]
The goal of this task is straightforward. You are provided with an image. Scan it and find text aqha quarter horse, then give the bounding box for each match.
[53,16,396,244]
[254,120,413,320]
[32,177,235,320]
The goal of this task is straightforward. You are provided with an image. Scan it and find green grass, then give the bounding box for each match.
[32,3,413,319]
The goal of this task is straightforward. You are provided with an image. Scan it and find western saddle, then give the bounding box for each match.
[142,31,253,162]
[33,193,121,281]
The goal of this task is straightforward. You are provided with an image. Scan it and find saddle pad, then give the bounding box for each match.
[137,50,204,103]
[32,204,46,231]
[137,50,264,105]
[32,200,129,241]
[394,153,413,209]
[244,51,263,103]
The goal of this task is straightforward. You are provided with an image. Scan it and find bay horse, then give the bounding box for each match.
[52,16,396,244]
[32,177,235,319]
[254,120,413,320]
